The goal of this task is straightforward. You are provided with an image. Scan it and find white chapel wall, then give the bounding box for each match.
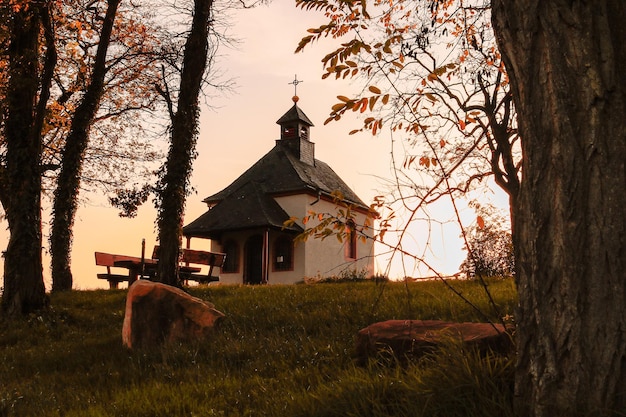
[208,228,308,285]
[275,195,375,280]
[199,194,376,285]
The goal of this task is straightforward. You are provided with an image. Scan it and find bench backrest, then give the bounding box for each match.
[181,248,226,268]
[151,246,225,267]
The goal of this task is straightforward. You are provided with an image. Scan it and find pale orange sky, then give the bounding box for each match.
[0,2,507,290]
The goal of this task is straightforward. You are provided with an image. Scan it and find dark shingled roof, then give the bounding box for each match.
[183,180,303,239]
[203,144,366,206]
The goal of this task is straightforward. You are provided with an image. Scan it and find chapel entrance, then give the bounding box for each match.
[244,235,264,284]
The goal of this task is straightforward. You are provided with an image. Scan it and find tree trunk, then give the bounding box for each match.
[157,0,213,286]
[50,0,121,292]
[1,4,51,316]
[492,2,626,416]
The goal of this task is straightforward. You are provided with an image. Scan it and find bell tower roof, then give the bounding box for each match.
[276,99,314,127]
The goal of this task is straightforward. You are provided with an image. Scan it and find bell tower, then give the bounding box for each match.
[276,78,315,165]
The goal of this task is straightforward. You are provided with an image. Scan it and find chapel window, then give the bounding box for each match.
[274,236,293,271]
[222,240,239,273]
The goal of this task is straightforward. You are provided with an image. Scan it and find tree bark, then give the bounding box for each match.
[1,3,53,316]
[492,2,626,416]
[157,0,213,286]
[50,0,121,292]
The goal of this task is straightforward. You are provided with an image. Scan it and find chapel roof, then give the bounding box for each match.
[202,144,366,207]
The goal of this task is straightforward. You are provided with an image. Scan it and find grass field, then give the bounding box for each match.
[0,279,517,417]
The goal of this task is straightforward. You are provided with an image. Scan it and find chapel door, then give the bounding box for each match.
[244,235,263,284]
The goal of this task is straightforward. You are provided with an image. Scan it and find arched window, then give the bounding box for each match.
[222,240,239,273]
[346,220,357,260]
[273,236,293,271]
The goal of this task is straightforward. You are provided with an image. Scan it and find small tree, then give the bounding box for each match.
[295,0,520,284]
[460,203,514,279]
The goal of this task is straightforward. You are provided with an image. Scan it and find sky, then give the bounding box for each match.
[0,1,508,291]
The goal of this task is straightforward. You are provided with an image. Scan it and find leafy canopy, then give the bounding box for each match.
[294,0,519,280]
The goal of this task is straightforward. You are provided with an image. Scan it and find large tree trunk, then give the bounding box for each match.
[157,0,213,286]
[50,0,121,292]
[492,2,626,416]
[1,3,54,316]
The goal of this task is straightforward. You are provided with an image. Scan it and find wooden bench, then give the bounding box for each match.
[152,246,226,284]
[94,252,146,289]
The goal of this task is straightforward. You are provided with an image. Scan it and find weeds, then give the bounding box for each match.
[304,268,389,284]
[0,279,516,416]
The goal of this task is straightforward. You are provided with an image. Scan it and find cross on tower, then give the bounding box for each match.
[288,75,303,96]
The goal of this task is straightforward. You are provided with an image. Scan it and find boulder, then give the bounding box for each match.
[122,280,225,349]
[356,319,512,365]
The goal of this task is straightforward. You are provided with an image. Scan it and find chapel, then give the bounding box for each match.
[182,97,375,284]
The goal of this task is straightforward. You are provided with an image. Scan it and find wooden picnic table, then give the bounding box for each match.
[113,258,157,285]
[97,243,220,288]
[113,258,201,285]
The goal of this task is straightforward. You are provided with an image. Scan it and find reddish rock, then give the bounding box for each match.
[356,320,512,365]
[122,280,225,349]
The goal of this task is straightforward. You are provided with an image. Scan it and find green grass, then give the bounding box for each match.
[0,279,517,417]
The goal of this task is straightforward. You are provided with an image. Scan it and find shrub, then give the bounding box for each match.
[305,268,389,283]
[460,203,515,279]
